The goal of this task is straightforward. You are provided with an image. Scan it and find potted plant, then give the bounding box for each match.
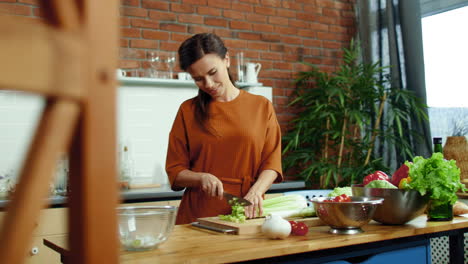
[282,40,428,189]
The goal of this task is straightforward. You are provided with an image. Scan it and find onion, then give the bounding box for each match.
[261,214,291,239]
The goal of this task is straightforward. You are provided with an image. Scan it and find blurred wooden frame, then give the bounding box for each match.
[0,1,120,264]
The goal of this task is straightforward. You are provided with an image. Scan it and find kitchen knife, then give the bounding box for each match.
[223,192,252,206]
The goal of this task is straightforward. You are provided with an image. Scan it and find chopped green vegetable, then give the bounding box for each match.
[365,180,397,189]
[219,194,313,222]
[219,197,246,223]
[328,187,352,197]
[403,153,467,206]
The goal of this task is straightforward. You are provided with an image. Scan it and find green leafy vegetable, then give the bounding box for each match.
[403,153,467,206]
[365,180,397,189]
[328,187,353,197]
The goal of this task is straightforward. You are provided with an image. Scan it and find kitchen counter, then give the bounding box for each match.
[44,215,468,264]
[0,181,305,208]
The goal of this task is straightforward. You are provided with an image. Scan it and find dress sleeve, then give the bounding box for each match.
[259,101,283,183]
[165,105,190,191]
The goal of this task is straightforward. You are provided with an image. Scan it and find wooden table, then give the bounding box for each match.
[44,215,468,264]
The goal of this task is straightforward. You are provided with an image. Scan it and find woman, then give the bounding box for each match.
[165,33,283,225]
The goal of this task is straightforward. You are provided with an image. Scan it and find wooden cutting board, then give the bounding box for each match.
[195,216,324,235]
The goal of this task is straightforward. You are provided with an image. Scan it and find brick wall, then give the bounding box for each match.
[0,0,357,130]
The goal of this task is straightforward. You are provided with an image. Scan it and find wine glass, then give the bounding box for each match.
[148,51,161,78]
[165,51,176,79]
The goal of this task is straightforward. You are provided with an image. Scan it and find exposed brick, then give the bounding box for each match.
[277,8,296,18]
[182,0,207,4]
[2,0,19,3]
[260,0,281,7]
[121,7,148,18]
[274,25,297,35]
[121,17,131,26]
[0,3,32,16]
[204,17,228,27]
[329,25,348,34]
[270,44,285,52]
[282,1,302,10]
[317,14,337,25]
[247,41,269,50]
[171,3,195,13]
[123,0,141,7]
[119,60,140,69]
[261,52,282,61]
[149,10,176,21]
[246,13,267,23]
[289,19,309,29]
[317,0,336,8]
[213,28,231,38]
[261,33,281,43]
[121,27,141,38]
[142,30,171,40]
[160,41,181,52]
[297,29,316,38]
[267,16,288,26]
[197,6,221,16]
[178,13,204,24]
[142,0,169,10]
[317,31,339,41]
[240,0,261,4]
[172,32,192,42]
[131,18,159,29]
[253,23,274,32]
[224,39,245,49]
[130,39,158,49]
[238,32,262,41]
[273,62,293,70]
[322,40,341,49]
[160,23,187,32]
[208,0,233,9]
[310,22,329,32]
[323,7,340,17]
[18,0,38,5]
[232,2,253,12]
[188,24,212,34]
[223,10,244,20]
[230,20,252,30]
[254,6,276,16]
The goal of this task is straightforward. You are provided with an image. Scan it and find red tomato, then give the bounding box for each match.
[292,222,309,236]
[288,220,298,231]
[332,194,351,202]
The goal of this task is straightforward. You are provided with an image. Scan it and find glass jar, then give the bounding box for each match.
[427,200,453,221]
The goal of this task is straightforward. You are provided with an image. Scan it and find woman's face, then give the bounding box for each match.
[187,53,233,101]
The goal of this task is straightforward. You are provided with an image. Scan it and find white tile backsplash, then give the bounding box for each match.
[0,83,272,187]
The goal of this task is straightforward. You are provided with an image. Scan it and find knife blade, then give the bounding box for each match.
[223,192,252,206]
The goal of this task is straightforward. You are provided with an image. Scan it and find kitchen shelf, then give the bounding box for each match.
[118,76,262,88]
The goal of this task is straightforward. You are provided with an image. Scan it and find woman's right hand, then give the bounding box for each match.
[199,173,224,199]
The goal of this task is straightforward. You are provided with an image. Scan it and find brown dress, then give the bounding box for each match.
[166,90,283,224]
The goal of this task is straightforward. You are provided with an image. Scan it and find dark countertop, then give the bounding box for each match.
[0,181,305,208]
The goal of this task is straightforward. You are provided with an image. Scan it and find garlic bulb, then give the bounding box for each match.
[261,214,291,239]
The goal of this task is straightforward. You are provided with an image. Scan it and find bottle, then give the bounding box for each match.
[433,137,443,154]
[119,145,134,185]
[428,137,453,221]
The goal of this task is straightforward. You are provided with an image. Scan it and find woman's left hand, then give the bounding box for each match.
[243,191,263,219]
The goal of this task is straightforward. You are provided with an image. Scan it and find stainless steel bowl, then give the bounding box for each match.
[352,187,429,225]
[310,196,384,234]
[118,205,178,251]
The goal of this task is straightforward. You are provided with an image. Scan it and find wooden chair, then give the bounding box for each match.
[0,1,120,263]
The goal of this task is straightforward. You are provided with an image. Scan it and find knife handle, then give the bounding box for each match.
[191,222,236,234]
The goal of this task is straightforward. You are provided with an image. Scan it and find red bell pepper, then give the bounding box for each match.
[363,170,389,185]
[390,164,409,187]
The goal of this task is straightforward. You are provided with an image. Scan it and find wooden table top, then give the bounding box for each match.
[44,215,468,264]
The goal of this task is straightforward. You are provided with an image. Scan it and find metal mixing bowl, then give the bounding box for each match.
[310,196,384,234]
[118,205,178,251]
[352,186,429,225]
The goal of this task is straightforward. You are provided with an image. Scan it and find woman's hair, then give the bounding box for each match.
[178,33,234,130]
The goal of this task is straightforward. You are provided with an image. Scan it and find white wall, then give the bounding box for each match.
[0,81,272,186]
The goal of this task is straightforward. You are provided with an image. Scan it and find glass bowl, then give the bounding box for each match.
[117,205,178,251]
